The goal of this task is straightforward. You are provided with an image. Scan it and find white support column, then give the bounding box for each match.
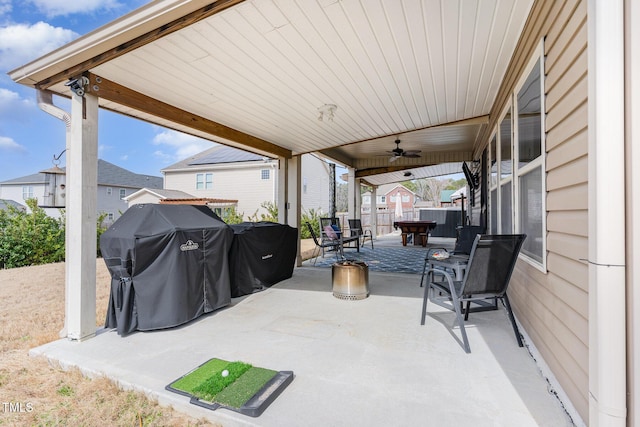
[588,0,627,424]
[371,186,378,239]
[354,178,362,220]
[347,167,356,219]
[278,156,301,266]
[66,91,98,341]
[626,0,640,423]
[277,157,287,224]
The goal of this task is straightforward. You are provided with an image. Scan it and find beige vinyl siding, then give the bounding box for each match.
[481,0,589,420]
[164,164,275,218]
[301,155,330,214]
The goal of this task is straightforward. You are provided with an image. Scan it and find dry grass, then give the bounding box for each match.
[0,260,215,426]
[0,239,317,426]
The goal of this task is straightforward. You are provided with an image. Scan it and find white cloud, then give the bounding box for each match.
[152,130,215,162]
[0,0,11,19]
[0,135,25,151]
[0,22,78,71]
[26,0,122,17]
[0,87,34,119]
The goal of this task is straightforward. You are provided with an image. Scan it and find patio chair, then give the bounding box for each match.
[420,234,527,353]
[305,222,343,265]
[319,217,359,256]
[348,219,374,250]
[419,224,485,287]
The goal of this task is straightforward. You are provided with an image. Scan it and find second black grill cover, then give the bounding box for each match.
[229,222,298,297]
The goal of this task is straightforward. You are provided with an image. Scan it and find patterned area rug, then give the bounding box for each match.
[304,246,431,274]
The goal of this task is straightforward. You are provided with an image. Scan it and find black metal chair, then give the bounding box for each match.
[348,219,374,250]
[305,222,343,265]
[420,234,527,353]
[419,225,485,287]
[319,217,359,256]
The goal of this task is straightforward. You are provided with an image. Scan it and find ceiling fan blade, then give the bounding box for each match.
[404,150,421,155]
[389,155,399,163]
[403,153,421,158]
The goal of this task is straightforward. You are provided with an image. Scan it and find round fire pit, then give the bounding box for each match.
[331,261,369,300]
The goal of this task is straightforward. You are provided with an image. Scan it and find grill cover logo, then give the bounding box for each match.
[180,240,199,252]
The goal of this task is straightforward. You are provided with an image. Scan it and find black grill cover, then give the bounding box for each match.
[229,222,298,297]
[100,204,233,335]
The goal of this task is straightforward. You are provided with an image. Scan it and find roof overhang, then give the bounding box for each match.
[9,0,534,185]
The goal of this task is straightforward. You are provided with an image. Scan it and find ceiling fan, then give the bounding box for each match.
[387,139,421,162]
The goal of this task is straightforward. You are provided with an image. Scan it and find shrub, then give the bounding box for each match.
[300,208,322,239]
[0,199,65,268]
[222,206,244,224]
[247,201,278,223]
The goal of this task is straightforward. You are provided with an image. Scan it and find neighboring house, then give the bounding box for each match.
[0,159,163,224]
[0,199,25,212]
[439,190,456,207]
[162,145,330,219]
[125,188,238,217]
[361,183,416,212]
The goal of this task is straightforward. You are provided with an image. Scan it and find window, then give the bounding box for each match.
[22,186,34,200]
[261,169,270,180]
[380,196,386,204]
[119,189,126,199]
[106,187,113,196]
[486,44,545,269]
[303,177,308,194]
[402,195,410,203]
[515,54,545,266]
[107,213,114,221]
[196,173,213,190]
[363,195,371,204]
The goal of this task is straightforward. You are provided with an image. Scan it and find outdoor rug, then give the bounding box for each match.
[306,246,429,274]
[166,358,294,417]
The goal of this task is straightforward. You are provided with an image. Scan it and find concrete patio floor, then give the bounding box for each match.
[31,234,574,426]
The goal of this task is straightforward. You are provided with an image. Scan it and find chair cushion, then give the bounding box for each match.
[324,225,338,240]
[330,224,342,238]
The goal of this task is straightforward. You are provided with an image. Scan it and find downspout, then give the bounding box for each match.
[588,0,627,424]
[37,90,71,128]
[37,89,71,338]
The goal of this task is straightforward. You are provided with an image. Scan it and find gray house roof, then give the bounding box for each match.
[162,145,272,171]
[0,159,163,189]
[0,199,26,211]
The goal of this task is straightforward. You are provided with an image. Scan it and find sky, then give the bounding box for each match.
[0,0,217,183]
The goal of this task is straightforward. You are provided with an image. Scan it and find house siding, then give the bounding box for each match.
[480,0,589,420]
[164,164,275,218]
[301,155,330,214]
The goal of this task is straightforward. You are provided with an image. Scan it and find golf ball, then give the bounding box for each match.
[221,370,229,377]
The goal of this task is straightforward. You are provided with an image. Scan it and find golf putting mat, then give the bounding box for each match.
[166,358,294,417]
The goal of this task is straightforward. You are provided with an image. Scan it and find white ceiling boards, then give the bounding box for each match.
[11,0,534,183]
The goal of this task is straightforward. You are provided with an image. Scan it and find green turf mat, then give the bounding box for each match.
[166,358,294,417]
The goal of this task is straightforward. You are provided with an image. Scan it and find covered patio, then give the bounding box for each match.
[31,257,573,426]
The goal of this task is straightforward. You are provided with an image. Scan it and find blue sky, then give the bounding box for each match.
[0,0,217,182]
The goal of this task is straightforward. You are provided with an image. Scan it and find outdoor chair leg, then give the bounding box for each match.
[419,257,429,287]
[420,283,430,325]
[450,292,471,353]
[502,294,524,347]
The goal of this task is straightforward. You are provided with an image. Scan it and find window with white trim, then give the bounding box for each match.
[486,43,546,270]
[196,173,213,190]
[106,187,113,196]
[261,169,270,180]
[22,186,34,200]
[119,189,126,199]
